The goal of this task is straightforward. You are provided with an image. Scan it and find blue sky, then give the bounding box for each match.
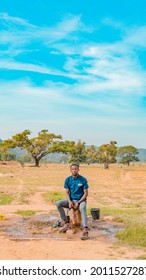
[0,0,146,148]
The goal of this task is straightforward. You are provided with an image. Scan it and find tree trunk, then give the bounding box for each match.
[34,157,40,167]
[104,162,109,169]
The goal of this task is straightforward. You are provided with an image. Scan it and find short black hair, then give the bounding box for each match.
[70,163,79,168]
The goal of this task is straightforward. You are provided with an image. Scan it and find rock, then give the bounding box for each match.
[66,229,76,235]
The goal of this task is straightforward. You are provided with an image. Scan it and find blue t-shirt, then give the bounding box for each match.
[64,174,89,200]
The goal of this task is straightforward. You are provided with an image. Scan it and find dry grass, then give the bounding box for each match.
[0,162,146,209]
[0,162,146,248]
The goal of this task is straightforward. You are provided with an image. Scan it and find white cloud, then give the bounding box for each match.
[0,58,90,81]
[0,78,145,147]
[0,13,35,28]
[102,17,124,30]
[1,13,146,97]
[63,57,81,73]
[0,15,146,113]
[0,78,141,116]
[0,13,83,49]
[124,25,146,47]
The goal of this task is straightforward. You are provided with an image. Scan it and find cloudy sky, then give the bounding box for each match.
[0,0,146,148]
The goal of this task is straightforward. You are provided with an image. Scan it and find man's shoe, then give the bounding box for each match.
[52,221,62,228]
[80,227,89,240]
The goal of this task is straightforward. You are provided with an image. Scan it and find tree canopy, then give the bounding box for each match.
[117,145,139,165]
[96,141,117,168]
[69,140,87,164]
[0,130,75,166]
[1,152,16,161]
[86,145,98,164]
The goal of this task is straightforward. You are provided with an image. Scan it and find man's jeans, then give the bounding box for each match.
[56,199,88,228]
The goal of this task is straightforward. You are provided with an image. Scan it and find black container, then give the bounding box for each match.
[90,208,100,220]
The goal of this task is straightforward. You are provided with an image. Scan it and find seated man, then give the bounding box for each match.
[56,163,89,240]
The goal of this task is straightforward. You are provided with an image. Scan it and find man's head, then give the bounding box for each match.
[70,164,79,177]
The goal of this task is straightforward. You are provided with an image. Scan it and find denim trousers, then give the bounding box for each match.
[56,199,88,228]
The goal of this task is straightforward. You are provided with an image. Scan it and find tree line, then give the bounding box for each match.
[0,129,139,168]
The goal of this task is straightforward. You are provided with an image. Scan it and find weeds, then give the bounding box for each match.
[42,191,66,203]
[100,207,145,218]
[14,210,38,216]
[0,193,14,205]
[100,206,146,247]
[116,222,146,247]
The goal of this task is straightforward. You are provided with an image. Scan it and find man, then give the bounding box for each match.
[56,163,89,240]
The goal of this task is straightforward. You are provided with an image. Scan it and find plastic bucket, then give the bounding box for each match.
[90,208,100,220]
[0,214,6,221]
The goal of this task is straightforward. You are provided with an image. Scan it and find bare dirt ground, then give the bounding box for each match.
[0,162,146,260]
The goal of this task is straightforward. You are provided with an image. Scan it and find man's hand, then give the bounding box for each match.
[69,201,74,209]
[73,202,79,209]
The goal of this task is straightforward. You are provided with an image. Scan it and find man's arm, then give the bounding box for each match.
[66,188,74,209]
[73,189,88,209]
[78,188,88,203]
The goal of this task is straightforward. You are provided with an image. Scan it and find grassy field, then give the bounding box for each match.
[0,161,146,251]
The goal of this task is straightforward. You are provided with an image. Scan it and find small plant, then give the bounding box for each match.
[0,194,14,205]
[14,210,37,216]
[42,191,66,203]
[17,159,25,167]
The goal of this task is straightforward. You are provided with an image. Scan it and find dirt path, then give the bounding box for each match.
[28,192,47,205]
[0,232,145,260]
[0,204,56,214]
[120,170,132,181]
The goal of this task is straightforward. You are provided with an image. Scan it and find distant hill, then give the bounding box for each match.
[137,149,146,162]
[10,147,70,163]
[10,147,27,157]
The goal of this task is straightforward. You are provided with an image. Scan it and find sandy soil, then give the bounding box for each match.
[0,162,146,260]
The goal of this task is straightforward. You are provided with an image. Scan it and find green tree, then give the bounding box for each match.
[117,145,139,166]
[0,129,69,167]
[97,141,117,169]
[1,152,16,161]
[86,145,98,164]
[69,140,87,164]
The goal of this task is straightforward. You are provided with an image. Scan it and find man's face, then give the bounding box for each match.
[70,165,79,177]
